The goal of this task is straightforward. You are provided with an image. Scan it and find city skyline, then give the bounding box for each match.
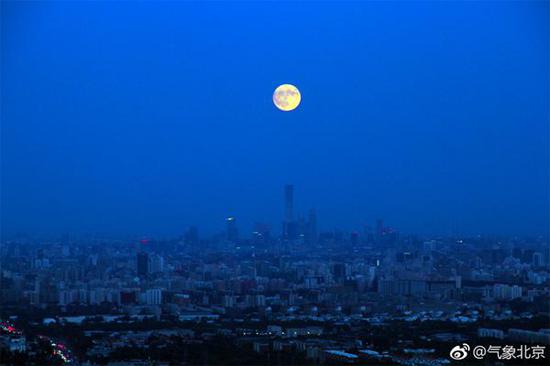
[3,182,547,241]
[1,2,549,364]
[2,1,548,238]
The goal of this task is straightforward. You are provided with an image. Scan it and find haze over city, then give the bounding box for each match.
[2,1,548,239]
[2,2,550,365]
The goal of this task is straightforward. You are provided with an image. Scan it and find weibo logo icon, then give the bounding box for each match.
[449,343,470,360]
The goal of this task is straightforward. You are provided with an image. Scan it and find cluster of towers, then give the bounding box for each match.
[282,184,317,244]
[181,184,318,246]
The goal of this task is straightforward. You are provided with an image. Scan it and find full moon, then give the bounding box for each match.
[273,84,301,111]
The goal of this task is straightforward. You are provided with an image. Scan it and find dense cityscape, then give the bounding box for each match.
[1,185,549,365]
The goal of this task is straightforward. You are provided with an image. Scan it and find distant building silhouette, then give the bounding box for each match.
[137,252,148,277]
[284,184,294,222]
[184,226,199,246]
[350,231,359,246]
[376,219,384,238]
[306,208,317,245]
[283,185,299,240]
[253,222,270,244]
[226,217,238,242]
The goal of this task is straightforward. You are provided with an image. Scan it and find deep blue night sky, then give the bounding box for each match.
[1,1,548,238]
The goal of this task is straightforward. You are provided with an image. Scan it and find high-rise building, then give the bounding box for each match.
[364,225,374,244]
[184,226,199,246]
[284,184,294,222]
[532,252,543,267]
[283,185,299,240]
[226,217,239,242]
[149,254,164,273]
[306,209,317,244]
[145,288,162,305]
[493,284,522,300]
[350,231,359,246]
[253,222,271,244]
[137,252,149,277]
[376,219,384,238]
[284,221,299,240]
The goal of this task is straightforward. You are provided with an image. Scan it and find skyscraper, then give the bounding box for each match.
[252,222,271,245]
[184,226,199,246]
[226,217,239,242]
[284,184,294,222]
[350,231,359,246]
[306,208,317,245]
[149,254,164,273]
[137,252,149,277]
[283,185,298,240]
[376,219,384,237]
